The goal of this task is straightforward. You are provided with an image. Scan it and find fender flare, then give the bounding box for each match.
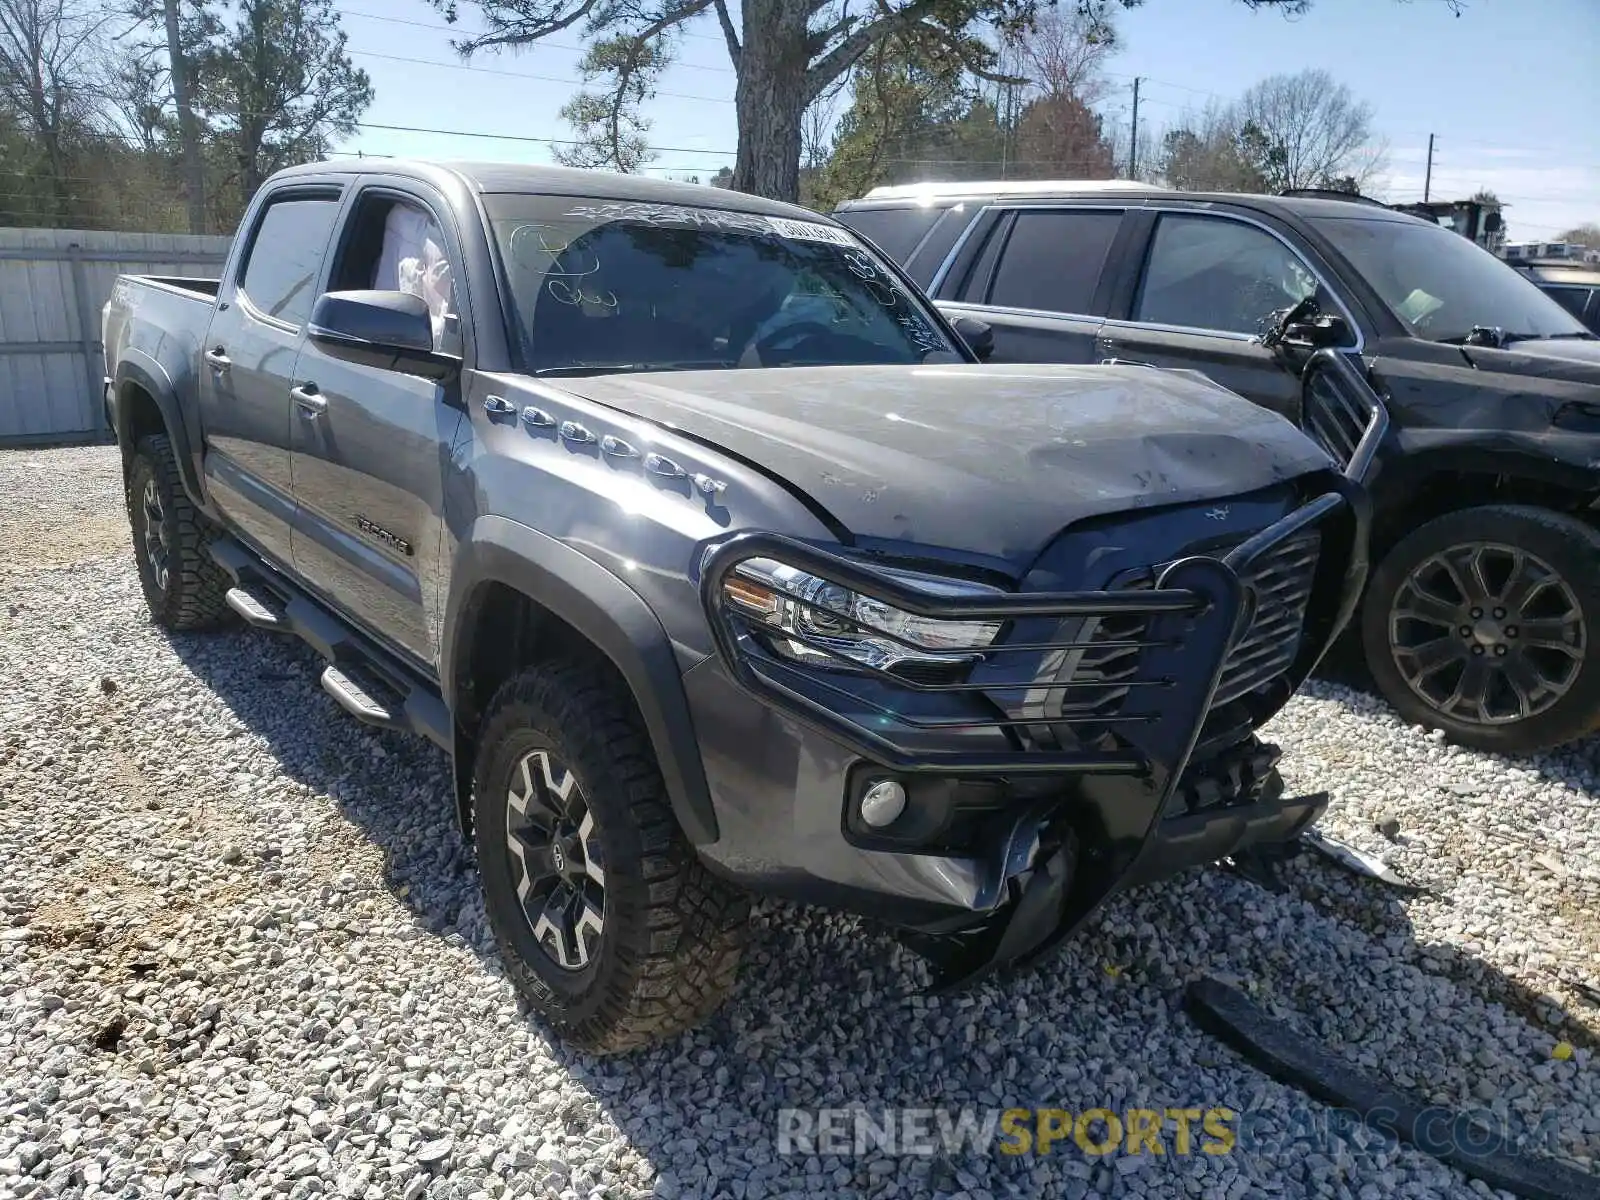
[441,515,719,846]
[1369,443,1600,537]
[114,352,209,511]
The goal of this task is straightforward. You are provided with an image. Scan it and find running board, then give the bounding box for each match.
[225,586,285,629]
[320,665,402,730]
[208,537,451,752]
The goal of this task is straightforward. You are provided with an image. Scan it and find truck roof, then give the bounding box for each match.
[836,180,1423,224]
[276,158,831,224]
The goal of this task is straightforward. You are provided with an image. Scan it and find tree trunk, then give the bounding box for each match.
[729,0,809,201]
[163,0,207,235]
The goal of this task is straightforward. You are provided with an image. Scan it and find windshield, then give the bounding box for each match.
[1312,215,1590,344]
[487,197,963,376]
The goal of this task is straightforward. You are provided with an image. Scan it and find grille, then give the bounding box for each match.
[1302,370,1367,470]
[1063,529,1322,722]
[1214,530,1320,705]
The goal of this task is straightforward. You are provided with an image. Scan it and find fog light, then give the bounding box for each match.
[860,780,907,828]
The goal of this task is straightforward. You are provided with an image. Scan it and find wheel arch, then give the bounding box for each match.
[1370,451,1600,561]
[441,515,719,848]
[114,354,208,511]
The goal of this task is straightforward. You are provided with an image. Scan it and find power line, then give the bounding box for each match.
[355,120,738,155]
[346,48,734,103]
[340,5,737,72]
[339,1,729,46]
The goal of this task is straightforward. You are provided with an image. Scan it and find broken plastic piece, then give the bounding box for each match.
[1185,977,1600,1200]
[1299,827,1419,890]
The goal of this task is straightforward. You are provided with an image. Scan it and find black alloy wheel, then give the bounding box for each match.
[504,748,607,972]
[1363,506,1600,754]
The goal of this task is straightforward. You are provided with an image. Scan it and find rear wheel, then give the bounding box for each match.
[1362,505,1600,754]
[126,434,230,630]
[472,658,749,1053]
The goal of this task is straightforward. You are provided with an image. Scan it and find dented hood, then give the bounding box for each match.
[559,363,1332,560]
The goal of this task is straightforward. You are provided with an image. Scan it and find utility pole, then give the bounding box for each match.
[163,0,207,235]
[1423,133,1435,203]
[1128,77,1142,178]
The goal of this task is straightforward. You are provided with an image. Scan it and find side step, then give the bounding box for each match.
[225,586,285,629]
[208,537,452,752]
[320,665,403,730]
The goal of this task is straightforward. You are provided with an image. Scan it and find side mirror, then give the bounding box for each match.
[1285,312,1352,350]
[307,290,460,382]
[951,315,995,361]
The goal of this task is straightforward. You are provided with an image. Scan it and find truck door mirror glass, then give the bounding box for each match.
[951,315,994,361]
[307,290,461,382]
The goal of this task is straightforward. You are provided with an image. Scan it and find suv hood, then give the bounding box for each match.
[1462,337,1600,375]
[560,363,1331,561]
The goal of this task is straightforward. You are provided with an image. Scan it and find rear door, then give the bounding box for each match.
[1095,209,1357,420]
[199,188,342,565]
[287,181,466,666]
[936,206,1128,364]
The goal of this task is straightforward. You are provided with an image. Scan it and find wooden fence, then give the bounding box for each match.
[0,228,231,446]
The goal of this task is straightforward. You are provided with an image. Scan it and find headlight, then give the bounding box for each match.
[721,557,1003,673]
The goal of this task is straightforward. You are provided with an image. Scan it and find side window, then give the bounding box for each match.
[238,196,340,327]
[1543,285,1590,320]
[982,210,1123,315]
[835,206,943,265]
[331,194,461,354]
[1135,214,1317,335]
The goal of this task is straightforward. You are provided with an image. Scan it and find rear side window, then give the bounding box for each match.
[239,195,341,327]
[1543,285,1591,320]
[835,206,942,264]
[984,210,1122,315]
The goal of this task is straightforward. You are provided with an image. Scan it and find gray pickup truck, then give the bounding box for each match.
[104,160,1372,1053]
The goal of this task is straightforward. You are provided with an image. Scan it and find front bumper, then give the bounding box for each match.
[689,488,1364,978]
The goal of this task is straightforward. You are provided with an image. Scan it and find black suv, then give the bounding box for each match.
[838,182,1600,754]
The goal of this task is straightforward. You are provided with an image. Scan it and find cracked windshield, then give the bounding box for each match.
[490,199,962,376]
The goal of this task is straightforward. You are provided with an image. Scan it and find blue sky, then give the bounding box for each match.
[333,0,1598,241]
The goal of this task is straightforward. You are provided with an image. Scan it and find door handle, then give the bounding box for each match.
[204,347,231,370]
[290,382,326,415]
[482,394,517,417]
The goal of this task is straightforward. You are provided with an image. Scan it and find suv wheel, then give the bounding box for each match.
[1362,505,1600,754]
[127,434,230,630]
[473,659,749,1053]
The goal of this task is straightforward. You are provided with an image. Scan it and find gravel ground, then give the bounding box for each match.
[2,444,1598,1200]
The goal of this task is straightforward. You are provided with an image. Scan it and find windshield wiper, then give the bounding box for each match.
[1442,327,1596,349]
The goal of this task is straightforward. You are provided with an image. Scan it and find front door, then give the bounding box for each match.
[1096,211,1353,421]
[198,190,342,565]
[288,188,464,666]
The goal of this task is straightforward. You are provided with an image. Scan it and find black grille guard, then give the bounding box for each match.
[701,490,1356,797]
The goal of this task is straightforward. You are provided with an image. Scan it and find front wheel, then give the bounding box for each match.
[1362,505,1600,754]
[472,659,750,1054]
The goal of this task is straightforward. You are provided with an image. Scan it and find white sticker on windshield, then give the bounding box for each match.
[767,216,858,247]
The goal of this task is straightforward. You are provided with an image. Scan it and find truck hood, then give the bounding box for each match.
[558,363,1331,561]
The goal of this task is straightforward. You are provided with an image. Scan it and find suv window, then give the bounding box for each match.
[1136,213,1316,335]
[836,206,944,264]
[1544,285,1592,320]
[982,210,1122,314]
[239,195,340,327]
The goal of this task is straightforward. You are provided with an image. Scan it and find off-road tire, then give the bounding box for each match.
[127,434,230,631]
[1362,505,1600,755]
[473,659,749,1054]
